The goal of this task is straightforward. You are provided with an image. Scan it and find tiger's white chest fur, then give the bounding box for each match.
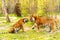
[32,17,35,22]
[14,27,20,33]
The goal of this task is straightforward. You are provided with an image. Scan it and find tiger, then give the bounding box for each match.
[8,18,28,33]
[30,15,57,33]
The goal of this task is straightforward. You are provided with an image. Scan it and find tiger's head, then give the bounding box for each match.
[23,18,28,23]
[30,15,37,22]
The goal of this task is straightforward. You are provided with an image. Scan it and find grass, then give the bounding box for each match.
[0,30,60,40]
[0,14,60,40]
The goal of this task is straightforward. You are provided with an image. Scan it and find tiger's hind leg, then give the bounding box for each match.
[49,24,54,33]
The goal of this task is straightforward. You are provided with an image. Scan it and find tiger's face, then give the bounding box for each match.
[30,15,37,22]
[23,18,28,23]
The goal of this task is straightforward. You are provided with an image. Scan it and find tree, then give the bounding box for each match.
[8,0,16,13]
[29,0,37,14]
[14,0,22,16]
[2,0,10,22]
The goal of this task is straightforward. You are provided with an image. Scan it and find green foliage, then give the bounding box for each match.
[21,9,28,17]
[20,0,29,16]
[0,0,60,17]
[0,0,60,40]
[0,13,5,17]
[8,13,17,17]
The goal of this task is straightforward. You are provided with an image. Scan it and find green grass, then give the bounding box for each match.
[0,30,60,40]
[0,15,60,40]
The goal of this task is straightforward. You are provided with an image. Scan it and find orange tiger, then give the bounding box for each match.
[30,15,57,33]
[8,18,28,33]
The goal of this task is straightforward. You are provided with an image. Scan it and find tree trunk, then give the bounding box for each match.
[8,0,15,13]
[14,0,21,16]
[2,0,10,22]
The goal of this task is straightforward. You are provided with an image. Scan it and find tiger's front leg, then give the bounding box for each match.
[20,25,25,32]
[36,25,40,32]
[32,23,37,29]
[32,23,40,32]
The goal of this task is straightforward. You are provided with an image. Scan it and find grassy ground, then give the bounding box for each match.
[0,15,60,40]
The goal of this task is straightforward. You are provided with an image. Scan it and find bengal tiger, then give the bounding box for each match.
[8,18,28,33]
[30,15,57,33]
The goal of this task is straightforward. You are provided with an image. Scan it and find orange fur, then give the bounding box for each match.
[30,15,56,32]
[8,18,28,33]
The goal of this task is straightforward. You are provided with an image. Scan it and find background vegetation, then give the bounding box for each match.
[0,0,60,40]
